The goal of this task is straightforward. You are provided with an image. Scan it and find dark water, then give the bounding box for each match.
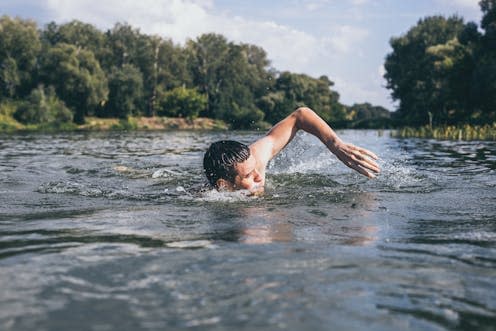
[1,130,495,331]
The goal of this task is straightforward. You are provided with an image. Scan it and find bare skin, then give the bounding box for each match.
[216,107,380,193]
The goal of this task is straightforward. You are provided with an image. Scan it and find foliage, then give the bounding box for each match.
[157,86,206,119]
[0,15,389,130]
[345,103,392,128]
[184,34,272,128]
[104,64,143,118]
[0,16,41,97]
[259,72,346,125]
[385,1,496,127]
[13,85,72,125]
[0,100,23,131]
[41,20,105,56]
[384,16,466,126]
[39,43,108,124]
[471,0,496,123]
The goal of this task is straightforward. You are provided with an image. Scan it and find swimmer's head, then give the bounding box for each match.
[203,140,263,192]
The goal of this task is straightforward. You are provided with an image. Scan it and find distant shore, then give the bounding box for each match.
[0,116,231,133]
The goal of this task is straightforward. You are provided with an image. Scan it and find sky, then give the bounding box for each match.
[0,0,483,110]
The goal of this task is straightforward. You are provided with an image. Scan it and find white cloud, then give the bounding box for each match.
[350,0,369,5]
[41,0,369,69]
[438,0,479,9]
[326,25,369,54]
[333,75,385,106]
[303,0,370,10]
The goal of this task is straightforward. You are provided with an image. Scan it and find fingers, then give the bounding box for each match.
[335,143,381,179]
[335,152,376,179]
[350,149,380,173]
[349,144,379,160]
[349,149,380,175]
[352,163,377,179]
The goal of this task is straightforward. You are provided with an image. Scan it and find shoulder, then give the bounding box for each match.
[250,135,274,172]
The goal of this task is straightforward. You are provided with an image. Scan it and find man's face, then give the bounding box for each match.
[232,154,264,193]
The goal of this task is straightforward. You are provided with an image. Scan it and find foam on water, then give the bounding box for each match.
[151,168,178,179]
[37,181,107,197]
[196,188,258,202]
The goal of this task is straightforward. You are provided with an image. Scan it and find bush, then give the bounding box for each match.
[111,117,138,130]
[13,85,72,125]
[157,86,206,119]
[229,103,265,129]
[0,100,23,131]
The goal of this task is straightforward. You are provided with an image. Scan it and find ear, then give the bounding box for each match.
[216,178,234,191]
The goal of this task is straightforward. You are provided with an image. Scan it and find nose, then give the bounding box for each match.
[253,170,262,183]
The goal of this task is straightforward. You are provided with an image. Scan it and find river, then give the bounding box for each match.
[1,130,495,330]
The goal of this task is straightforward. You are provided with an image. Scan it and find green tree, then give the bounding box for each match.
[186,34,269,128]
[104,64,143,118]
[0,16,41,98]
[157,86,206,118]
[102,23,141,70]
[259,72,345,125]
[156,39,191,91]
[425,38,475,123]
[214,43,266,128]
[0,57,19,98]
[137,35,191,117]
[104,24,190,117]
[41,20,105,54]
[186,33,230,118]
[40,43,108,124]
[471,0,496,123]
[346,103,392,128]
[480,0,496,32]
[384,16,467,126]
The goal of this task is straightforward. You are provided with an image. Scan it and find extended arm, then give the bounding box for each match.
[250,107,380,178]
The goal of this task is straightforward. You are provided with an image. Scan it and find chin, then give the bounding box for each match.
[248,184,264,195]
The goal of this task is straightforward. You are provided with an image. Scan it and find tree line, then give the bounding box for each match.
[0,16,391,130]
[385,0,496,127]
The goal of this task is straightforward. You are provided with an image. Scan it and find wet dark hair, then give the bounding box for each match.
[203,140,250,188]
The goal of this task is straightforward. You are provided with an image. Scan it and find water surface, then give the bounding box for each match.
[1,130,495,330]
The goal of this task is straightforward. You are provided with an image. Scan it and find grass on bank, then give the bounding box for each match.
[0,106,229,133]
[393,124,496,141]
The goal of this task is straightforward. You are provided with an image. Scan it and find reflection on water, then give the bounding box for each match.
[1,130,495,331]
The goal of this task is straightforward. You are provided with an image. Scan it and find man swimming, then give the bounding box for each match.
[203,107,380,193]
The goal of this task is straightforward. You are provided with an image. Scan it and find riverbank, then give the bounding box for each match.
[0,116,230,133]
[393,124,496,141]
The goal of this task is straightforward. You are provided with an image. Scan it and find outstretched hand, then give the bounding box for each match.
[329,141,380,178]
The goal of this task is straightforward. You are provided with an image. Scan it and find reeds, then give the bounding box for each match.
[393,124,496,141]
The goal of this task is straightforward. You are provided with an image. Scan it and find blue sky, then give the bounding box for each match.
[0,0,483,110]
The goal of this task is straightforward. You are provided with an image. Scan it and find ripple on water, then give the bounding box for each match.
[368,160,442,194]
[2,131,496,331]
[36,181,160,202]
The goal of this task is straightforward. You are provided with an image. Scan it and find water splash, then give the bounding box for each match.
[37,181,107,198]
[151,168,178,178]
